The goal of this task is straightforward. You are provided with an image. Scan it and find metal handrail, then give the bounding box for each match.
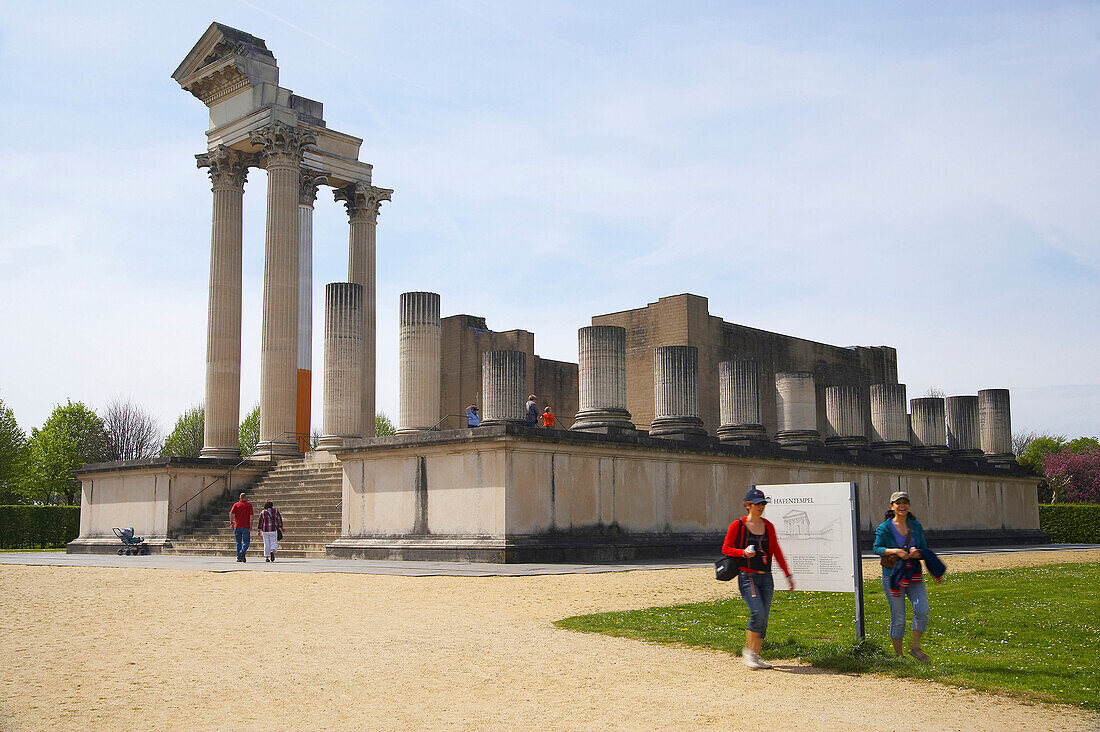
[174,431,306,515]
[429,414,467,431]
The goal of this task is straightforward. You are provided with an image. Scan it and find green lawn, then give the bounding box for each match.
[0,548,66,553]
[556,562,1100,710]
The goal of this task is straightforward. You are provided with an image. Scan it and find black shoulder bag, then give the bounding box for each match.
[715,520,744,581]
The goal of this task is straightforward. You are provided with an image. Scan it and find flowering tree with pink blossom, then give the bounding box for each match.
[1041,448,1100,504]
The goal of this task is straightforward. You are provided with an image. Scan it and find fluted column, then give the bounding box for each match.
[318,283,363,450]
[296,170,327,452]
[251,122,315,457]
[910,397,948,455]
[572,326,633,432]
[717,360,767,443]
[650,346,706,437]
[825,385,867,449]
[775,371,820,447]
[397,292,441,434]
[196,146,253,458]
[481,351,526,426]
[870,384,910,453]
[979,388,1014,465]
[334,183,393,438]
[946,395,982,458]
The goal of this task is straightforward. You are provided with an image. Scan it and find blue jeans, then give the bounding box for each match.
[234,527,251,557]
[738,571,774,637]
[882,575,929,639]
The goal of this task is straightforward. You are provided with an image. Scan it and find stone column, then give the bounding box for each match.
[910,397,948,455]
[717,360,767,443]
[296,170,327,452]
[481,350,526,426]
[979,388,1014,464]
[650,346,706,437]
[397,291,441,434]
[250,121,315,457]
[825,385,867,449]
[334,183,393,438]
[196,146,253,459]
[318,283,363,450]
[870,384,910,453]
[775,371,820,447]
[572,326,633,432]
[946,395,983,458]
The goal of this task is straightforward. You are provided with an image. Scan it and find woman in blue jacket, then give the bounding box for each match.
[872,490,931,663]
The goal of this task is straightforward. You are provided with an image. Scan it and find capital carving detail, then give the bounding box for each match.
[196,146,255,189]
[333,183,393,222]
[299,170,329,206]
[249,121,317,168]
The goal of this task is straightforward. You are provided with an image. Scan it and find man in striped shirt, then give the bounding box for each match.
[258,501,284,562]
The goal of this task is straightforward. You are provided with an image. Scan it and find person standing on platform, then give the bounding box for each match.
[542,406,556,428]
[873,491,932,663]
[229,493,254,563]
[466,404,480,428]
[721,488,795,670]
[525,395,539,427]
[258,500,284,562]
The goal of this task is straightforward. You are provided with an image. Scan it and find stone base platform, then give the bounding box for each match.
[328,424,1044,563]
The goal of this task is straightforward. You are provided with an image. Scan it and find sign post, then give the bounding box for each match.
[755,482,865,642]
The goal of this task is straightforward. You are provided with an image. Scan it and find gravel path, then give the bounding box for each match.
[1,550,1096,731]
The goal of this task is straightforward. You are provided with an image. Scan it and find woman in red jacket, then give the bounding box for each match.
[722,488,795,669]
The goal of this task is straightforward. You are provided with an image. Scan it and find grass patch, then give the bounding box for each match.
[0,548,66,553]
[556,563,1100,710]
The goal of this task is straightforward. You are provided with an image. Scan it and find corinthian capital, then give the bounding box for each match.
[195,146,255,189]
[333,183,393,222]
[249,121,316,168]
[299,170,329,206]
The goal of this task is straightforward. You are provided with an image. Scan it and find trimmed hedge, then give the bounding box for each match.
[1039,504,1100,544]
[0,506,80,549]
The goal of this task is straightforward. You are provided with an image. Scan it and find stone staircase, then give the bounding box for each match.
[169,458,342,559]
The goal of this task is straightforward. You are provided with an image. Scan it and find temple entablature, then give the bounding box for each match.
[172,22,372,187]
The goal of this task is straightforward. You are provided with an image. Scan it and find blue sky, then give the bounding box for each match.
[1,1,1097,440]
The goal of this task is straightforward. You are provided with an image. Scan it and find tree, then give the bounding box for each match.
[0,397,27,503]
[103,397,161,461]
[1012,430,1041,457]
[375,413,396,437]
[238,405,260,457]
[1067,436,1100,454]
[310,428,321,451]
[1017,433,1068,475]
[24,400,112,505]
[1042,448,1100,504]
[924,387,946,399]
[160,406,204,458]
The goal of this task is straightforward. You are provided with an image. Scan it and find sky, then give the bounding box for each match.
[0,1,1098,441]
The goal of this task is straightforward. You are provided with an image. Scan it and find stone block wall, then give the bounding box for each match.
[439,314,578,430]
[592,293,898,436]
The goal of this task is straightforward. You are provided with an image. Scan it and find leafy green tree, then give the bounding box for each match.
[375,413,396,437]
[1067,436,1100,454]
[1017,434,1068,475]
[160,406,204,458]
[238,405,260,457]
[0,397,27,503]
[24,400,112,505]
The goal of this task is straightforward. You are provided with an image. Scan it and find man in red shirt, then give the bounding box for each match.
[229,493,254,562]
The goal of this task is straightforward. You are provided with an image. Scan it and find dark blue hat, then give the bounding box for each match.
[745,488,769,504]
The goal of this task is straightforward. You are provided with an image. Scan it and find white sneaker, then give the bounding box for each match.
[743,648,771,669]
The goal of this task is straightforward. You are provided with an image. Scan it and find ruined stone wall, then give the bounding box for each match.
[593,294,898,436]
[439,315,577,430]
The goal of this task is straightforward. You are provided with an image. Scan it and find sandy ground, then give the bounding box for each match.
[1,550,1097,732]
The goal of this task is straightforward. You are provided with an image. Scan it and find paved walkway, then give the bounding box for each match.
[1,544,1096,576]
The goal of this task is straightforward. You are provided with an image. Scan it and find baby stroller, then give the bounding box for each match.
[113,527,149,556]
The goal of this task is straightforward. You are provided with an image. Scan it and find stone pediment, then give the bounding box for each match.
[172,22,279,107]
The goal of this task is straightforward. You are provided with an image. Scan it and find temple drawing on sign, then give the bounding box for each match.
[69,23,1044,561]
